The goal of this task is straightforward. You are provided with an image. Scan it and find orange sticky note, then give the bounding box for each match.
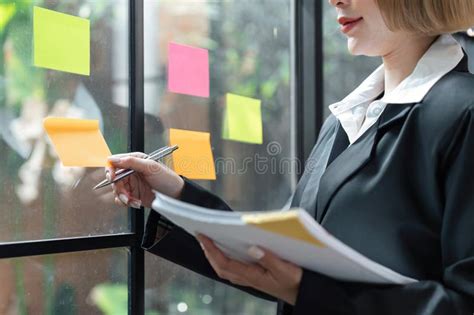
[169,128,216,180]
[43,117,111,167]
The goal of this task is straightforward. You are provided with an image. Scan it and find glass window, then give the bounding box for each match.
[0,0,130,242]
[1,0,319,314]
[144,0,295,313]
[0,248,128,314]
[145,253,276,315]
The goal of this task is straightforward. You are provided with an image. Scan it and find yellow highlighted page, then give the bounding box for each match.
[169,128,216,180]
[243,210,325,247]
[34,6,90,75]
[222,93,263,144]
[44,117,111,167]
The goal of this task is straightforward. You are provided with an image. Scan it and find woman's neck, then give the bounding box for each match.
[382,35,437,94]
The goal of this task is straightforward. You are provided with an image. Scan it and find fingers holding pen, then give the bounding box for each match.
[112,182,142,209]
[108,155,159,177]
[107,153,148,209]
[105,151,176,209]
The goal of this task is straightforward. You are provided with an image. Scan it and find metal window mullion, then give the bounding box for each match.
[128,0,145,314]
[313,0,324,140]
[277,0,321,314]
[0,234,136,259]
[297,0,322,164]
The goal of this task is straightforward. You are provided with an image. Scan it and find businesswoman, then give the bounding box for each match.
[106,0,474,313]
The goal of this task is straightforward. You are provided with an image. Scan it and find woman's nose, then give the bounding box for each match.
[328,0,349,7]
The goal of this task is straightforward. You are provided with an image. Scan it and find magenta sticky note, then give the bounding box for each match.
[168,42,210,98]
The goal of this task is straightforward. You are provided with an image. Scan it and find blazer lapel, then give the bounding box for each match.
[315,102,415,222]
[378,102,416,131]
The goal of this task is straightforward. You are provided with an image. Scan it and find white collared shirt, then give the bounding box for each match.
[329,34,464,145]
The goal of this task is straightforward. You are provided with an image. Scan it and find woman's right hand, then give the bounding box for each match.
[106,152,185,209]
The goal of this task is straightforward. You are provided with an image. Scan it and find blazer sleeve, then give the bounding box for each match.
[142,177,276,302]
[292,108,474,315]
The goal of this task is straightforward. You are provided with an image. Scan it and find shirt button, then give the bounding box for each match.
[368,105,383,117]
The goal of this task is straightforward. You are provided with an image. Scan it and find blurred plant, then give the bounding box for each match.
[53,283,77,315]
[0,2,15,30]
[90,283,128,315]
[90,283,160,315]
[216,0,291,123]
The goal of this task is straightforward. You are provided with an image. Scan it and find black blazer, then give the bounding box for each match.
[143,55,474,315]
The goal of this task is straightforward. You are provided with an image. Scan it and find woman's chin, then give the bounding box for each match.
[347,39,379,57]
[347,39,362,55]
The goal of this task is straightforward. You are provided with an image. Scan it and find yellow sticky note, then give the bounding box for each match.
[222,93,263,144]
[243,211,325,247]
[169,128,216,180]
[34,7,90,75]
[43,117,111,167]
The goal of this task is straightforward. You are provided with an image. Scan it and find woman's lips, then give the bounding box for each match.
[339,17,363,34]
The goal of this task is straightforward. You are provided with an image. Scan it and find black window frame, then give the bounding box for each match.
[0,1,322,314]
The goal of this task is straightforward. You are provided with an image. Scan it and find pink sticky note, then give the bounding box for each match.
[168,42,210,98]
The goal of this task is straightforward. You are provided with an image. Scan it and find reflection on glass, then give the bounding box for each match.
[144,0,293,314]
[0,248,128,315]
[0,1,129,242]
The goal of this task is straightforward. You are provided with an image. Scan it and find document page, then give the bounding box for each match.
[152,191,417,285]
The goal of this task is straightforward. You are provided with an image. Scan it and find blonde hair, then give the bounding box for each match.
[375,0,474,35]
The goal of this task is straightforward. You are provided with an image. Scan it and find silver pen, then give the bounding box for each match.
[93,145,179,190]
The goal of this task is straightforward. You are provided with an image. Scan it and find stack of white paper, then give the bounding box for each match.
[151,191,417,285]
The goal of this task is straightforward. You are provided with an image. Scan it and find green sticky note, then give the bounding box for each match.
[222,93,263,144]
[33,6,90,76]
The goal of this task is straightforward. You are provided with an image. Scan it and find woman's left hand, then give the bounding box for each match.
[196,234,303,305]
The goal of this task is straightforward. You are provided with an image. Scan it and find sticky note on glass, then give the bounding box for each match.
[222,93,263,144]
[169,128,216,180]
[168,42,209,98]
[34,6,90,76]
[43,117,111,167]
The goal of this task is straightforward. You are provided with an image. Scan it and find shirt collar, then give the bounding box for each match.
[329,34,465,116]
